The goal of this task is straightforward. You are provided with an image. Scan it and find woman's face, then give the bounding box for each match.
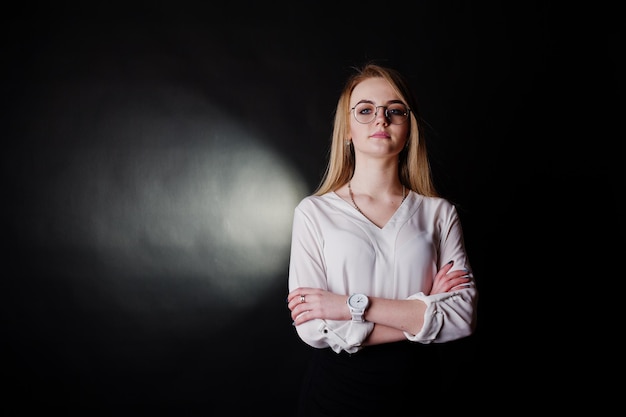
[349,77,409,159]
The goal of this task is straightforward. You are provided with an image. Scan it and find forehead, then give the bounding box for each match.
[351,77,399,104]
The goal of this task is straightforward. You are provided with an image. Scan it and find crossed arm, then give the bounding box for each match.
[287,260,471,345]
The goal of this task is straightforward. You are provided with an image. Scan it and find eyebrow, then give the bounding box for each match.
[353,99,406,106]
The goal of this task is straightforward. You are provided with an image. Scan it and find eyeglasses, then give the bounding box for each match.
[350,102,410,125]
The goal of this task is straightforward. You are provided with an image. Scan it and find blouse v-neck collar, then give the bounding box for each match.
[329,190,418,230]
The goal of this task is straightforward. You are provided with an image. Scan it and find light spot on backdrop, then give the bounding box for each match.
[21,81,308,315]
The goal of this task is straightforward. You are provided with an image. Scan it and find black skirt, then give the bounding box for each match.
[296,341,444,417]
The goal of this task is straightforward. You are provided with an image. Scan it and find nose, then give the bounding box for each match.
[374,106,390,124]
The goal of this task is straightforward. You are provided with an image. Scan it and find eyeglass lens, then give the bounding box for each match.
[352,103,409,124]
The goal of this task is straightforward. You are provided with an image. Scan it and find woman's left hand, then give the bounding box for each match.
[430,261,472,295]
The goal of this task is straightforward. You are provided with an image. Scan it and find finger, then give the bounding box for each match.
[287,288,302,302]
[287,287,315,303]
[442,260,454,272]
[432,273,471,293]
[289,292,311,312]
[451,283,472,290]
[292,308,311,323]
[449,277,472,291]
[287,295,305,311]
[434,261,455,278]
[447,271,471,281]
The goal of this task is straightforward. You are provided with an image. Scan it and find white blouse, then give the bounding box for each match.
[288,190,478,354]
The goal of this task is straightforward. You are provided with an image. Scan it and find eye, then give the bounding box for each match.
[388,105,407,116]
[356,103,374,115]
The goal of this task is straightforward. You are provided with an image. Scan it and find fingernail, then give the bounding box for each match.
[447,260,454,264]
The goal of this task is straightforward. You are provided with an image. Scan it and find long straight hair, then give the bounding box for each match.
[313,63,439,198]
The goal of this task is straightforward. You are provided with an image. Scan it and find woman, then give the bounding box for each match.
[287,63,478,416]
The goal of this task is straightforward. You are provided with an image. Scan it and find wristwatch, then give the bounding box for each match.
[347,293,369,322]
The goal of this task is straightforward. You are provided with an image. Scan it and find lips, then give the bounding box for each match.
[370,131,390,139]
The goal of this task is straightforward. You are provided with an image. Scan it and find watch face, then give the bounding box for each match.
[349,294,368,308]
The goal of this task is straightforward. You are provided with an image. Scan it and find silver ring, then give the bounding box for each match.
[300,295,306,303]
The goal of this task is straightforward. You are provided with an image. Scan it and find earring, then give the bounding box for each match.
[345,139,352,146]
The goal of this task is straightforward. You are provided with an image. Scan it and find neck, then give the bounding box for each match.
[348,177,405,201]
[350,158,400,190]
[349,173,403,196]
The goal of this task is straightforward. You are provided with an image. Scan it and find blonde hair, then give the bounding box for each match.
[313,63,439,197]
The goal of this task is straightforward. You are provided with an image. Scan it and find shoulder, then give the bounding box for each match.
[414,193,456,210]
[293,193,344,222]
[295,193,339,212]
[410,193,459,219]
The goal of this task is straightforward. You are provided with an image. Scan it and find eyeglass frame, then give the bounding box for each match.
[350,100,411,125]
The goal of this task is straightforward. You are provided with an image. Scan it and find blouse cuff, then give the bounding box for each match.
[402,292,440,343]
[318,320,375,354]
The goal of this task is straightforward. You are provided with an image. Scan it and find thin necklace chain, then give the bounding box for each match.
[348,181,407,218]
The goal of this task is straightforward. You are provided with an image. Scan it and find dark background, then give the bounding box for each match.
[2,2,622,416]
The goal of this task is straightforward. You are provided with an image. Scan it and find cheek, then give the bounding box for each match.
[395,124,410,143]
[350,122,367,139]
[402,126,410,141]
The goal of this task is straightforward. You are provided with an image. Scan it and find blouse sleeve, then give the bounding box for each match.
[288,202,373,353]
[403,287,477,343]
[403,203,478,344]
